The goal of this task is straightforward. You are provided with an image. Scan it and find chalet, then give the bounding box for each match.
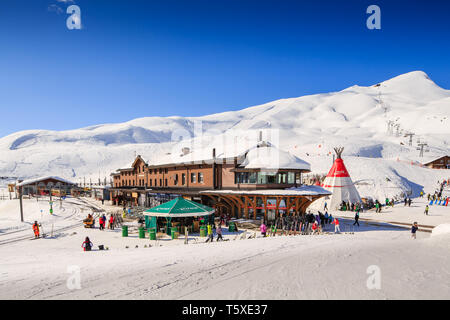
[15,176,76,196]
[423,156,450,169]
[110,141,330,221]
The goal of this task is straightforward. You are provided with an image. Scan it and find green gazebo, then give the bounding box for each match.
[144,197,214,217]
[143,197,215,236]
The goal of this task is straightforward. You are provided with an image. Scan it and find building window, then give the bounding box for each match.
[277,172,287,184]
[154,179,157,186]
[191,173,196,183]
[149,179,152,187]
[198,172,204,183]
[174,174,179,185]
[159,179,162,186]
[182,174,186,185]
[165,179,168,186]
[165,168,168,174]
[235,172,257,184]
[295,172,301,184]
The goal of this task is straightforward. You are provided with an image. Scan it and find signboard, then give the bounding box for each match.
[132,192,138,198]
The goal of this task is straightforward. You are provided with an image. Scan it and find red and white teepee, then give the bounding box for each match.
[320,147,361,210]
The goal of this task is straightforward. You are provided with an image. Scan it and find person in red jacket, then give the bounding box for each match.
[82,237,93,251]
[109,215,115,230]
[312,221,321,235]
[99,216,104,230]
[332,218,340,233]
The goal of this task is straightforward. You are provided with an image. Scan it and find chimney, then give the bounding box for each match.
[212,148,216,159]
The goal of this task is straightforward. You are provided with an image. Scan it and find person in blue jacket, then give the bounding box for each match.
[411,222,418,239]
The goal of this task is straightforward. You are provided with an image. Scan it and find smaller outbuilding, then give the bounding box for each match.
[15,176,76,196]
[423,156,450,169]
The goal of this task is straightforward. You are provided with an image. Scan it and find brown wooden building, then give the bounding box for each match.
[15,176,76,196]
[110,141,330,221]
[423,156,450,169]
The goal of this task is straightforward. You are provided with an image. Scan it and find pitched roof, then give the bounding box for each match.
[16,176,75,187]
[144,141,310,171]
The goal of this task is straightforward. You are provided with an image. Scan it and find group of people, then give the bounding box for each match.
[205,222,224,243]
[339,201,364,212]
[258,212,342,236]
[84,213,117,230]
[98,214,116,230]
[404,197,412,207]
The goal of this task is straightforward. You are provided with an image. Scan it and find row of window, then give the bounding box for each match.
[115,172,205,188]
[234,172,300,185]
[174,172,204,185]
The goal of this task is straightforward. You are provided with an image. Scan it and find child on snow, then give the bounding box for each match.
[312,222,319,235]
[82,237,93,251]
[260,222,267,237]
[411,222,418,239]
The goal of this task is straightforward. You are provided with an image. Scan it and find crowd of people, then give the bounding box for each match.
[257,210,343,237]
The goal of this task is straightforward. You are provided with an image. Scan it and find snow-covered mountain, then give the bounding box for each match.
[1,71,449,200]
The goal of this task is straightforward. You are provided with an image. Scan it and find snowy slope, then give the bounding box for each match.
[0,71,449,200]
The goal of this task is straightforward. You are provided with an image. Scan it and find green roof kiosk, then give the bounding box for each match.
[144,197,215,239]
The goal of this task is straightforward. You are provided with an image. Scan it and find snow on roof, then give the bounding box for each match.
[240,144,311,171]
[422,155,449,165]
[16,176,75,187]
[146,140,311,171]
[200,185,331,196]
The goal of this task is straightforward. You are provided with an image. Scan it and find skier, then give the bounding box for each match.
[353,211,360,227]
[375,201,380,213]
[205,224,214,243]
[408,198,412,207]
[32,221,40,239]
[424,205,429,216]
[323,202,328,211]
[109,214,115,230]
[411,222,419,239]
[271,224,277,237]
[319,211,325,230]
[99,215,104,230]
[216,224,223,241]
[311,221,319,235]
[332,217,340,233]
[260,222,267,237]
[404,198,408,206]
[102,214,107,229]
[82,237,93,251]
[420,191,424,198]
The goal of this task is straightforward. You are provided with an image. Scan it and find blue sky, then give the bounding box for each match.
[0,0,449,137]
